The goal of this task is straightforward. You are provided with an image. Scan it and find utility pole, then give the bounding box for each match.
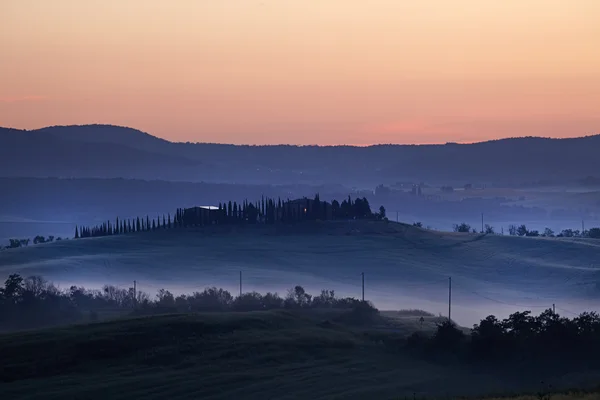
[448,277,452,322]
[361,272,365,302]
[481,213,484,233]
[239,271,242,297]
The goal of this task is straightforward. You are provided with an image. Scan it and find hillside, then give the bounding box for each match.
[1,221,598,326]
[0,126,205,181]
[2,124,600,185]
[1,310,599,399]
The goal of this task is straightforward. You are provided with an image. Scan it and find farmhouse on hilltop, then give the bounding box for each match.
[182,205,220,225]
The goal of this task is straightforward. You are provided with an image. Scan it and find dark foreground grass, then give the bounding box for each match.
[1,310,599,400]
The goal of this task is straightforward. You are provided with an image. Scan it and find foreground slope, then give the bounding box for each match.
[1,310,599,399]
[1,221,599,326]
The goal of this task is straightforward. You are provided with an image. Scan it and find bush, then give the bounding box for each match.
[431,320,465,350]
[453,223,471,233]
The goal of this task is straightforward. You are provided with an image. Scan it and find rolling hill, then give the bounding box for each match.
[0,126,205,181]
[1,221,598,327]
[2,124,600,185]
[4,310,599,399]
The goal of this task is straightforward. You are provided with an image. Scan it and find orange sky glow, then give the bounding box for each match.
[1,0,599,145]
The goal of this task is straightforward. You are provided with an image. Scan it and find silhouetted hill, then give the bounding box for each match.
[2,125,599,185]
[0,126,204,181]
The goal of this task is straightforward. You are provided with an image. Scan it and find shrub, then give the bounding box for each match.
[453,223,471,233]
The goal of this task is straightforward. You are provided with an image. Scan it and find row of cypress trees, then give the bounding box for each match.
[75,194,374,239]
[75,214,172,239]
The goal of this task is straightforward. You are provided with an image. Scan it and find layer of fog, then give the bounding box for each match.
[26,264,599,328]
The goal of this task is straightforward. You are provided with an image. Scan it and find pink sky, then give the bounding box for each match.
[1,0,599,145]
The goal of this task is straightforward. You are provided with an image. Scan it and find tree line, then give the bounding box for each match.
[451,222,600,238]
[75,214,173,239]
[2,235,65,250]
[402,308,600,366]
[73,194,384,239]
[0,274,376,331]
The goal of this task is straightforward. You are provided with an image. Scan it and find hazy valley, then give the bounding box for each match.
[2,125,600,399]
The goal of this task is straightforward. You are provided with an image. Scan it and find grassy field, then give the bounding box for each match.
[1,308,599,400]
[1,221,599,327]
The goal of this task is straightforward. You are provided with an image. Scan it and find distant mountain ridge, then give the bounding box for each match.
[1,124,599,185]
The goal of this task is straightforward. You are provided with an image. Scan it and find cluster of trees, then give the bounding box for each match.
[74,194,383,239]
[452,223,478,233]
[2,236,64,250]
[177,194,378,226]
[407,309,600,365]
[0,274,376,331]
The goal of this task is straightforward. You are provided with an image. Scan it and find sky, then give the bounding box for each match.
[1,0,599,145]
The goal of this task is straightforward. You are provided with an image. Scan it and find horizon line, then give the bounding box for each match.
[1,123,599,148]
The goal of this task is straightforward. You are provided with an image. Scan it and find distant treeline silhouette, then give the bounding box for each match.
[2,235,65,250]
[451,221,600,238]
[0,274,375,331]
[73,194,383,239]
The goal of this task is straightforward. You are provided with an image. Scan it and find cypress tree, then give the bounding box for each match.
[233,202,238,223]
[136,217,141,232]
[146,216,150,231]
[168,213,172,229]
[162,215,166,229]
[152,219,156,230]
[228,201,233,222]
[75,226,79,239]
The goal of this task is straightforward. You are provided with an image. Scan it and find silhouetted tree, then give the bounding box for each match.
[453,223,471,233]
